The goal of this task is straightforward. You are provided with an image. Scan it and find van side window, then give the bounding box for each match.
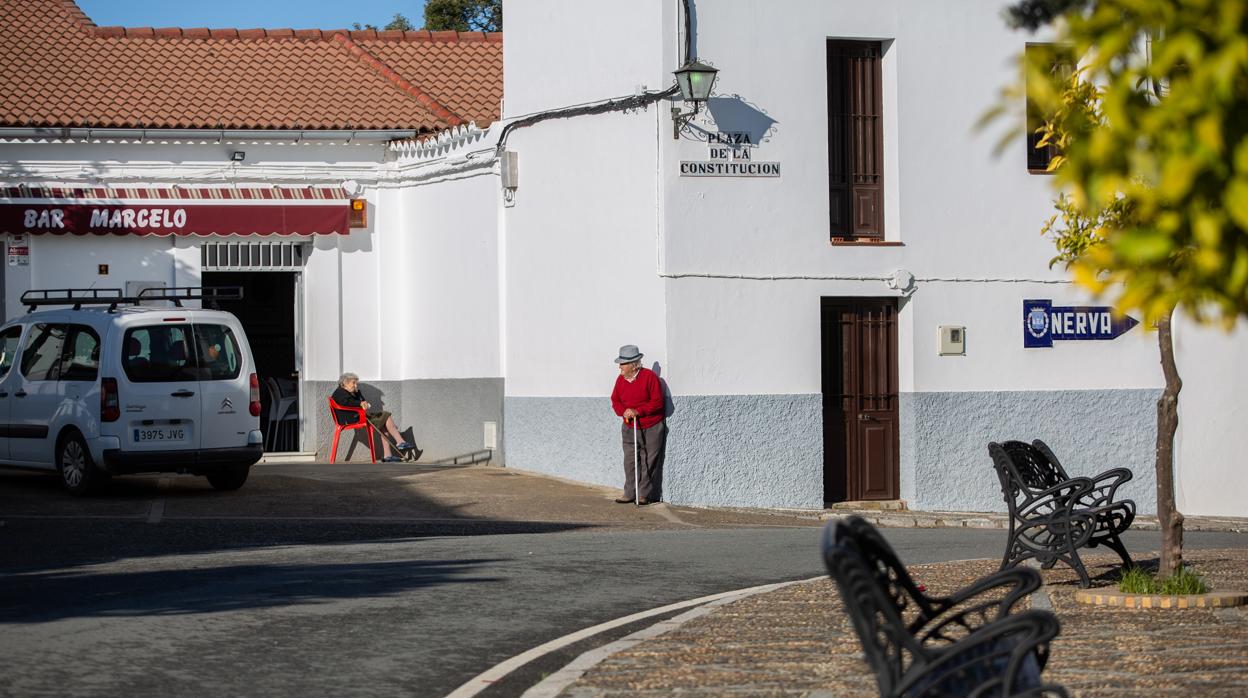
[60,325,101,382]
[0,326,23,380]
[195,325,242,380]
[19,323,66,381]
[123,325,197,383]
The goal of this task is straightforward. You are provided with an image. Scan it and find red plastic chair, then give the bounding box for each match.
[328,397,376,463]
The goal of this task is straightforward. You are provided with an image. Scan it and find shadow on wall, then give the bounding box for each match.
[322,380,498,465]
[330,381,420,459]
[685,95,779,145]
[651,361,677,420]
[317,203,373,254]
[650,361,674,502]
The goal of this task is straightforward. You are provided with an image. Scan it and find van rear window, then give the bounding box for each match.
[122,324,242,383]
[195,324,242,381]
[123,325,197,383]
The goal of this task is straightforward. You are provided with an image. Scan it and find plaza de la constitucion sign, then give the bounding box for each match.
[680,131,780,177]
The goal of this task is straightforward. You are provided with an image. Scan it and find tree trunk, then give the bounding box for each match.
[1156,307,1184,578]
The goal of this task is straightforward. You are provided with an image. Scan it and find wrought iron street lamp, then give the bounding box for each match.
[672,60,719,138]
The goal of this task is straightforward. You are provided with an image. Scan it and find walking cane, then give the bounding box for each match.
[632,418,640,506]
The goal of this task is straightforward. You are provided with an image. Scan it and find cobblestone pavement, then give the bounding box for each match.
[560,549,1248,697]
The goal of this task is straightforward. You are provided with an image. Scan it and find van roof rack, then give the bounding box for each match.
[22,288,123,311]
[22,286,243,312]
[137,286,244,307]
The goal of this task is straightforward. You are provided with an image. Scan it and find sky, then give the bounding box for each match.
[75,1,428,30]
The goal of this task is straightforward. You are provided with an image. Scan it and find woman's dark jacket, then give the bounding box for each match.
[331,386,365,425]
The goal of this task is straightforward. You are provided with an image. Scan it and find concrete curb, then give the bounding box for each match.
[444,577,820,698]
[519,578,818,698]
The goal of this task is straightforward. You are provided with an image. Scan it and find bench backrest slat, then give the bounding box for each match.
[999,440,1067,490]
[823,535,924,694]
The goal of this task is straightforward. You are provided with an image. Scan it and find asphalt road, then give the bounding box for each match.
[1,463,1244,697]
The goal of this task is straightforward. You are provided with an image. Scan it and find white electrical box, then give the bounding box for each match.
[939,325,966,355]
[483,421,498,451]
[500,151,518,190]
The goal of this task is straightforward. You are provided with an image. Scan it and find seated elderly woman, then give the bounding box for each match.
[331,372,416,463]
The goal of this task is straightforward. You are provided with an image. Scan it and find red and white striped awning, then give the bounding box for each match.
[0,185,352,236]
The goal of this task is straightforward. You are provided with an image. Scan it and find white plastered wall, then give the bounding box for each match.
[501,0,670,397]
[392,173,502,380]
[4,235,184,321]
[654,0,1120,395]
[1173,316,1248,517]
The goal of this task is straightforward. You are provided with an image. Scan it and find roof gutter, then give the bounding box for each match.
[0,127,423,143]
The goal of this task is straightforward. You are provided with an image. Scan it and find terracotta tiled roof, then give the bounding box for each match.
[0,0,502,131]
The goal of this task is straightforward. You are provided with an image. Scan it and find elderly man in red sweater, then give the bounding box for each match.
[610,344,666,505]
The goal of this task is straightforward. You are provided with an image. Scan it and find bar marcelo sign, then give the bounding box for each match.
[680,131,780,178]
[1023,298,1140,348]
[0,203,349,236]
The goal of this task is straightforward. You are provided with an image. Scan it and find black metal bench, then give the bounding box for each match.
[989,440,1135,588]
[823,516,1067,697]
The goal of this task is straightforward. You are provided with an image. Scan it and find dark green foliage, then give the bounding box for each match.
[353,13,415,32]
[423,0,502,32]
[1005,0,1093,30]
[384,13,416,31]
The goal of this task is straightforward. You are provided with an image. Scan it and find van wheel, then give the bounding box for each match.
[58,434,104,495]
[206,466,250,491]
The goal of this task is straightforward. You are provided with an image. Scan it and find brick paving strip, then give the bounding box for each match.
[557,549,1248,697]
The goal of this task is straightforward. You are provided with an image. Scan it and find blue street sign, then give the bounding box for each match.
[1023,299,1140,348]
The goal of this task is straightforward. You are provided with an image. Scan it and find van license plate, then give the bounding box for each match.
[134,428,187,443]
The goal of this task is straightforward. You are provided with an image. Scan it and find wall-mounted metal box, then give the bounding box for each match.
[939,325,966,355]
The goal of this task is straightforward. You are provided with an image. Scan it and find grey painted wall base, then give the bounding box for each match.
[901,389,1160,515]
[504,394,824,509]
[505,388,1160,514]
[304,378,503,463]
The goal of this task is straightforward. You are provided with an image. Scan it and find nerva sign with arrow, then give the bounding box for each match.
[1023,299,1140,348]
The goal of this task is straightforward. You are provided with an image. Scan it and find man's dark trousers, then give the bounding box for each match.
[622,420,666,501]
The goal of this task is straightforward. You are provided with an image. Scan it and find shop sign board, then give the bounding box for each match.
[7,233,29,266]
[0,203,348,236]
[1024,298,1140,348]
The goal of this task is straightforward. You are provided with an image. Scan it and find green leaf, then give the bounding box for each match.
[1116,228,1173,263]
[1226,178,1248,230]
[1159,155,1200,202]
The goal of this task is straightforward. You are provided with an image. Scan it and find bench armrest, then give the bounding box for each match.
[1017,477,1093,518]
[900,610,1063,698]
[1077,468,1133,510]
[914,567,1041,642]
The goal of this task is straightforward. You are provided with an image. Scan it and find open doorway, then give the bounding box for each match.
[821,297,899,503]
[203,271,300,452]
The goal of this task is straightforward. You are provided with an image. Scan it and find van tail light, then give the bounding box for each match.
[101,378,120,422]
[249,373,262,416]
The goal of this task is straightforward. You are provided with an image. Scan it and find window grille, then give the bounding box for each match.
[200,241,307,271]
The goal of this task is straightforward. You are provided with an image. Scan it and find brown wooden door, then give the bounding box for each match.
[822,298,899,502]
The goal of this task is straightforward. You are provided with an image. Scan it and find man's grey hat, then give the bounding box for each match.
[615,344,644,364]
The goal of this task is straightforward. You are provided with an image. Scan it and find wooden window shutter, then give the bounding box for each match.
[1025,43,1074,173]
[828,41,884,240]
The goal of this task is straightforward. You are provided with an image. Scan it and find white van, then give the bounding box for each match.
[0,288,263,494]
